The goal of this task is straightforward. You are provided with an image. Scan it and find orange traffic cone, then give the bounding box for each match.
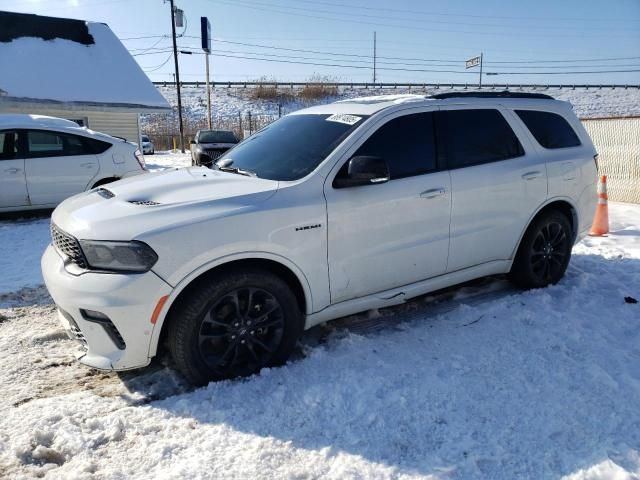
[590,175,609,236]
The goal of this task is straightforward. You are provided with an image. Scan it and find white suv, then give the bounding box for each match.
[0,114,146,212]
[42,92,598,385]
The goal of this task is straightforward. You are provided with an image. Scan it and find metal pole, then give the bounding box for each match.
[373,31,377,84]
[169,0,185,153]
[479,52,483,89]
[205,52,212,129]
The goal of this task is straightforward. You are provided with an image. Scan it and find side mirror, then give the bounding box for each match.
[190,140,196,144]
[334,155,390,188]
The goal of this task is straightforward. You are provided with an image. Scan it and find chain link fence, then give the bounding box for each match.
[582,116,640,204]
[143,111,281,151]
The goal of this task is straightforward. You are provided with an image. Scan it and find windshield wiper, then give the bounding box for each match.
[217,165,257,177]
[215,158,257,177]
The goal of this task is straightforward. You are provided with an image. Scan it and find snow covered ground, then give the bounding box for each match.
[0,155,638,478]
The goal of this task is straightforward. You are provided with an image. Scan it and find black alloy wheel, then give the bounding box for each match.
[198,287,285,377]
[510,210,573,289]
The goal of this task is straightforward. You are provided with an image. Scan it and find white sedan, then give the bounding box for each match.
[0,114,147,212]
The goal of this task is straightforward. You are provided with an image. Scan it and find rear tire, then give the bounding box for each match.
[509,210,573,289]
[167,269,303,386]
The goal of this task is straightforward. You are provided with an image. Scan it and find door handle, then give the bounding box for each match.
[420,187,446,199]
[80,162,95,168]
[4,167,20,174]
[522,171,542,181]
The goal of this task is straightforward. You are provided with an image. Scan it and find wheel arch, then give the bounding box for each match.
[148,253,313,358]
[511,197,579,261]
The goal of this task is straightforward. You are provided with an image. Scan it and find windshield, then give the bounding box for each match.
[141,135,149,142]
[198,130,238,143]
[218,114,367,181]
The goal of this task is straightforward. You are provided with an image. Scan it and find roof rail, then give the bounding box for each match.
[430,91,554,100]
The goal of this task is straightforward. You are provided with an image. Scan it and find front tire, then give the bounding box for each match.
[510,211,573,289]
[167,269,303,385]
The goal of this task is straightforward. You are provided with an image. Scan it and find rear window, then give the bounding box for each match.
[141,135,150,142]
[515,110,581,149]
[198,130,238,143]
[441,109,524,169]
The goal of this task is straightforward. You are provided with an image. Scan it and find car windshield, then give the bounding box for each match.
[198,130,237,143]
[218,114,367,181]
[141,135,150,142]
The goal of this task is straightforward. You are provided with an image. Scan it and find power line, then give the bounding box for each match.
[143,53,174,72]
[211,0,640,38]
[283,0,640,25]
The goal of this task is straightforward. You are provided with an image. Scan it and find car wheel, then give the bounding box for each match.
[509,210,573,289]
[167,269,303,385]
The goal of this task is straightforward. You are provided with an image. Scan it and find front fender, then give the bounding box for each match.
[146,251,314,358]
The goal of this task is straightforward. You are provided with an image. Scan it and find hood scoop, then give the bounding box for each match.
[128,200,161,206]
[96,187,115,199]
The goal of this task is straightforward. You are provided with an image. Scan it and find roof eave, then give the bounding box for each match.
[0,96,171,113]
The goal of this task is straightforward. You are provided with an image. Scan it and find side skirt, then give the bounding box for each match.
[304,260,511,329]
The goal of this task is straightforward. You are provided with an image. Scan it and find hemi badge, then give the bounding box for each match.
[295,224,322,232]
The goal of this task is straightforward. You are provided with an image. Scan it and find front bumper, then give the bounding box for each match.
[41,244,173,371]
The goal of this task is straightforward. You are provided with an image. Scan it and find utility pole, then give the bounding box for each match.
[205,52,212,129]
[479,52,483,88]
[169,0,185,153]
[373,31,377,84]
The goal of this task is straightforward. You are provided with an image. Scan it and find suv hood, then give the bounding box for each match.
[52,167,279,240]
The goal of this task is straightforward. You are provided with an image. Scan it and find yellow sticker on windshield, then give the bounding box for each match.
[326,114,362,125]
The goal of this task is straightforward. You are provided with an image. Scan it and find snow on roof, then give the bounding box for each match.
[0,11,170,111]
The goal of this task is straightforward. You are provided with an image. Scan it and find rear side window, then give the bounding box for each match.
[515,110,581,149]
[26,130,105,157]
[441,109,524,169]
[353,112,437,179]
[84,137,112,154]
[0,131,19,160]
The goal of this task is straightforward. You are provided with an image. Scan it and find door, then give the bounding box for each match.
[325,111,452,304]
[24,130,99,205]
[439,107,547,272]
[0,130,29,208]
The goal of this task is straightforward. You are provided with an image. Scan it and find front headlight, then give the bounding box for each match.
[79,240,158,272]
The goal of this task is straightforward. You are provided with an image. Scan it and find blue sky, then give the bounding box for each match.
[4,0,640,84]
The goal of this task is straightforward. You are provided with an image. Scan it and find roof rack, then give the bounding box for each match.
[430,91,554,100]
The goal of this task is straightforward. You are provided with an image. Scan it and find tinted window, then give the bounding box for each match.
[218,114,366,181]
[27,131,96,157]
[516,110,581,149]
[0,131,19,160]
[141,135,150,142]
[352,113,436,179]
[442,109,524,168]
[84,137,112,154]
[199,130,238,143]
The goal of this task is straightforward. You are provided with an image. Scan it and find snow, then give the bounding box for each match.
[0,22,169,109]
[0,200,639,479]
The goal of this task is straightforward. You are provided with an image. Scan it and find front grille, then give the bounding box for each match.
[204,149,227,162]
[51,223,88,269]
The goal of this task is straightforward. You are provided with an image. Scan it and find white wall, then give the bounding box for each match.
[0,105,140,143]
